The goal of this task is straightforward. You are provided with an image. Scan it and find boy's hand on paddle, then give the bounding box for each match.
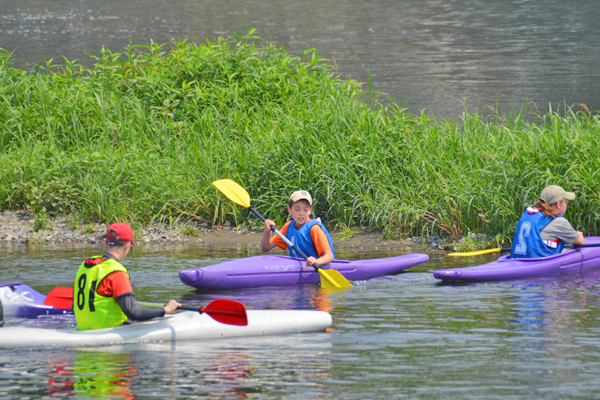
[164,300,182,314]
[306,256,318,266]
[264,219,276,232]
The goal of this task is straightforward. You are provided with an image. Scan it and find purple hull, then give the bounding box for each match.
[180,253,429,289]
[434,237,600,282]
[0,282,71,319]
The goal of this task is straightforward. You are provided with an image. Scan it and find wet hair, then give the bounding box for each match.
[534,199,560,218]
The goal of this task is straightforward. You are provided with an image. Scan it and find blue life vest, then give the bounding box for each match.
[286,219,336,260]
[510,207,564,259]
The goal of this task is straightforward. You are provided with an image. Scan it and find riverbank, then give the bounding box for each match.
[2,35,597,241]
[0,211,451,254]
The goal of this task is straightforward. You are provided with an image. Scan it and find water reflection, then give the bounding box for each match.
[46,351,137,399]
[181,283,336,312]
[512,285,546,329]
[503,275,600,395]
[0,333,333,398]
[126,335,333,398]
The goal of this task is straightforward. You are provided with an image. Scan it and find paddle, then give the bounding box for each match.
[44,287,248,326]
[212,178,352,289]
[447,248,511,257]
[447,242,600,256]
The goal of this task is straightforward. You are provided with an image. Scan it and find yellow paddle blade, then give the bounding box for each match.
[318,269,352,289]
[447,248,502,257]
[213,179,251,208]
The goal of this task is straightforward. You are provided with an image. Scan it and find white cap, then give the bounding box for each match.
[289,190,312,205]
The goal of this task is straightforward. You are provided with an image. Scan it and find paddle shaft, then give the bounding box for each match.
[45,294,239,315]
[44,288,248,326]
[137,301,202,312]
[250,206,348,288]
[449,242,600,256]
[138,301,244,316]
[574,243,600,248]
[248,206,351,288]
[248,206,310,261]
[212,179,351,288]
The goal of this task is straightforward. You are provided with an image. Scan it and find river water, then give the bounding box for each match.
[3,1,600,396]
[2,244,600,398]
[1,0,599,117]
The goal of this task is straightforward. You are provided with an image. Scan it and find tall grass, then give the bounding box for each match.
[1,30,599,241]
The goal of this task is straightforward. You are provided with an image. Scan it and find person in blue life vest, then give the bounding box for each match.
[261,190,335,267]
[510,185,585,259]
[74,223,181,330]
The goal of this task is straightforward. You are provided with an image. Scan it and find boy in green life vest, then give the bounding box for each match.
[73,223,180,330]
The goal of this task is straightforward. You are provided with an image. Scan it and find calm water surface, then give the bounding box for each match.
[2,244,600,398]
[1,0,599,117]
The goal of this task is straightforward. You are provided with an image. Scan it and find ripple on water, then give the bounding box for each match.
[4,248,600,398]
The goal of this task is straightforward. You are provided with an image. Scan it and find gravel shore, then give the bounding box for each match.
[0,210,451,253]
[1,211,193,246]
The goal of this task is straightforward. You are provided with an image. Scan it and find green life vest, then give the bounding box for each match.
[73,256,129,330]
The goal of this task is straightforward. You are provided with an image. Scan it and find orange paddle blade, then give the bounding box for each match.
[200,298,248,326]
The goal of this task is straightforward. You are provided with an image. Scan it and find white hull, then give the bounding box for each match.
[0,310,332,348]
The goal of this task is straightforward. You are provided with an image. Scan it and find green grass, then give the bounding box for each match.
[33,212,52,232]
[1,30,599,242]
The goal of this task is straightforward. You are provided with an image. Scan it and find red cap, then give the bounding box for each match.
[106,223,136,246]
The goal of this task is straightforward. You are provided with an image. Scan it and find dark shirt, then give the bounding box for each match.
[116,293,165,321]
[103,252,166,321]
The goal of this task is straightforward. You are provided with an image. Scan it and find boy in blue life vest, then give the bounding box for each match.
[74,223,181,330]
[261,190,335,266]
[510,185,585,259]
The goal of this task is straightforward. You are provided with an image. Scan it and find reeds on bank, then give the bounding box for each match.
[1,31,599,241]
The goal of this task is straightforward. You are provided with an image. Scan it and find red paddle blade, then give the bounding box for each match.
[200,299,248,326]
[44,287,74,309]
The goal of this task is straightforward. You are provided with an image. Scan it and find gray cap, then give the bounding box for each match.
[540,185,576,205]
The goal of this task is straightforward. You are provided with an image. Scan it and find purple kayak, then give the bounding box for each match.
[434,237,600,282]
[0,281,71,319]
[180,253,429,289]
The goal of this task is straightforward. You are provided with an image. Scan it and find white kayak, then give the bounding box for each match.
[0,309,332,348]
